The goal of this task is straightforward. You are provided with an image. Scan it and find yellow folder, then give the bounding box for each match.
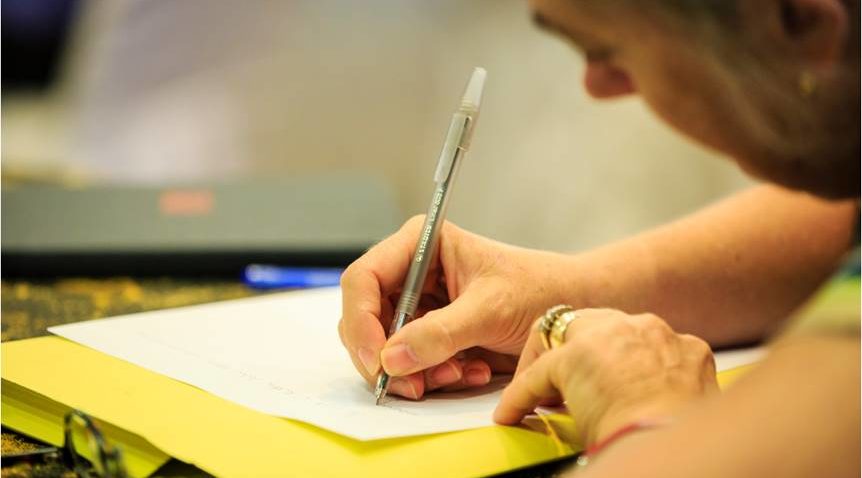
[2,335,754,478]
[5,278,853,476]
[2,337,579,477]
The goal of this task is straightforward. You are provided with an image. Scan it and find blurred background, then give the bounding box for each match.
[2,0,753,254]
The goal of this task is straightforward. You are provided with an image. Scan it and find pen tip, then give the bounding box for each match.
[375,387,386,405]
[374,373,388,405]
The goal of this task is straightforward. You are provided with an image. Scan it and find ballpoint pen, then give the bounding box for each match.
[374,67,487,405]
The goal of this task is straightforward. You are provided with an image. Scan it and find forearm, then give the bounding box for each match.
[565,185,856,345]
[575,335,861,478]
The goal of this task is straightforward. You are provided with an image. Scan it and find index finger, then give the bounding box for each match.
[339,217,425,381]
[494,349,563,425]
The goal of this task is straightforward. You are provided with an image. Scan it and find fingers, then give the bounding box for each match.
[447,358,493,390]
[496,308,719,437]
[387,357,493,400]
[387,356,495,400]
[339,217,427,382]
[424,358,464,390]
[339,320,382,384]
[423,357,494,393]
[494,350,563,425]
[513,308,616,379]
[388,373,425,400]
[470,349,519,374]
[341,216,526,400]
[678,333,719,392]
[499,308,633,424]
[460,358,493,388]
[380,289,491,377]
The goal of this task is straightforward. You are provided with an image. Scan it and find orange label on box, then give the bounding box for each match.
[159,190,214,216]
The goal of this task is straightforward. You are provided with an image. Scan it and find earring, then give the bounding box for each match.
[799,71,817,97]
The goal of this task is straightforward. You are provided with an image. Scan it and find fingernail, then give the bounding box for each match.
[430,361,461,386]
[381,343,419,375]
[389,378,419,400]
[465,369,490,386]
[357,347,378,376]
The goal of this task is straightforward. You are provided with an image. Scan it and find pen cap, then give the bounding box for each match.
[460,67,487,114]
[433,68,487,182]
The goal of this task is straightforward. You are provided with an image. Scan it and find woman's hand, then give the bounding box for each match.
[494,309,718,445]
[338,216,576,400]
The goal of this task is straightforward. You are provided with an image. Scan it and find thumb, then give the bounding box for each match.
[380,293,489,376]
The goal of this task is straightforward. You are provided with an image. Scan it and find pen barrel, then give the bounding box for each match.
[434,113,471,182]
[395,149,465,318]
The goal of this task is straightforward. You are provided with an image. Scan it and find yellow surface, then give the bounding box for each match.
[1,380,170,478]
[2,337,574,478]
[6,278,854,476]
[716,363,754,389]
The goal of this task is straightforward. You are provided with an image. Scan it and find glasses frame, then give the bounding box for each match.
[63,409,127,478]
[3,409,127,478]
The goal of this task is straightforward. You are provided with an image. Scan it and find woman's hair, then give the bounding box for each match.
[593,0,860,197]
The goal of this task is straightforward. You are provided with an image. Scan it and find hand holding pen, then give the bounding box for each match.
[338,69,578,401]
[370,68,487,404]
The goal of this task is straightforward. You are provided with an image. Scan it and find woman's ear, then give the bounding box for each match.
[777,0,849,67]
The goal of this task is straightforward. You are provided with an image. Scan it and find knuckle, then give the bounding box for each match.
[340,261,362,286]
[579,308,633,333]
[559,330,592,356]
[635,313,673,333]
[425,311,459,356]
[640,312,665,326]
[574,307,612,319]
[679,333,713,357]
[600,316,634,336]
[520,362,538,385]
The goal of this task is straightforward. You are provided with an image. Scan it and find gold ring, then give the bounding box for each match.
[537,305,579,350]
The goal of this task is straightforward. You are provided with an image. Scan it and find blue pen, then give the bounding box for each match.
[242,264,344,289]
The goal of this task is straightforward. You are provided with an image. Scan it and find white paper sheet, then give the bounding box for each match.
[49,287,763,441]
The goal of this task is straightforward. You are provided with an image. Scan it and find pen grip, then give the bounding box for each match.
[387,310,414,337]
[395,290,421,317]
[391,110,467,334]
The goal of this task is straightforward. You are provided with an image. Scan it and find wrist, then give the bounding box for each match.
[576,418,669,468]
[592,399,683,446]
[548,251,597,309]
[519,248,589,308]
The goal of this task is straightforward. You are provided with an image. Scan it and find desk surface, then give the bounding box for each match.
[1,277,257,477]
[0,278,574,478]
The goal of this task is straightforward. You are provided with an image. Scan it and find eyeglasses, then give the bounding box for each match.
[4,409,127,478]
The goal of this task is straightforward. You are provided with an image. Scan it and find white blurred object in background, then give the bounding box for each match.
[6,0,753,251]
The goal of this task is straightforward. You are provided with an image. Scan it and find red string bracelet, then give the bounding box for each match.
[575,419,669,468]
